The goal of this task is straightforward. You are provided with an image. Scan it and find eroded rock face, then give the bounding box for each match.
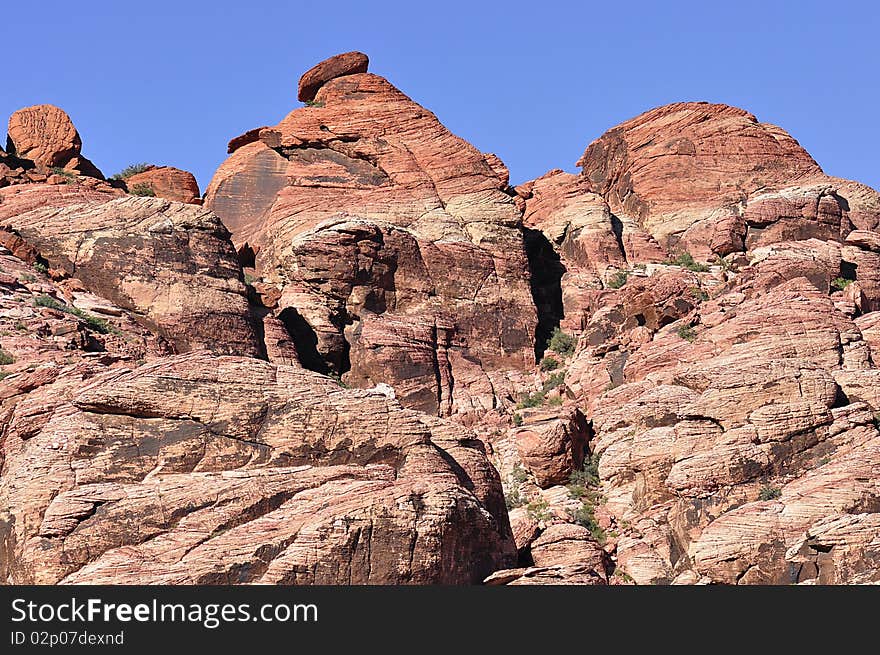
[205,56,537,416]
[0,353,515,584]
[6,105,103,179]
[123,166,201,204]
[0,195,261,356]
[297,51,369,102]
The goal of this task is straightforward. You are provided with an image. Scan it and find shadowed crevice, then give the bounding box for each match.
[522,227,565,360]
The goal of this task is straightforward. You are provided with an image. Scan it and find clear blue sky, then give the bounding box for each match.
[3,1,878,192]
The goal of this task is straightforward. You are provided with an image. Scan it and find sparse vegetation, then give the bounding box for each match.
[303,100,325,108]
[110,163,152,180]
[504,487,524,509]
[243,273,259,286]
[547,395,564,407]
[33,262,48,275]
[665,251,709,272]
[547,327,576,358]
[759,485,782,501]
[20,272,36,283]
[512,412,523,427]
[539,355,560,371]
[831,276,854,291]
[690,287,709,302]
[516,390,546,409]
[607,270,628,289]
[33,295,118,334]
[569,502,605,543]
[542,371,565,392]
[677,325,697,342]
[526,498,553,523]
[50,167,77,184]
[0,349,14,365]
[0,371,12,380]
[13,321,27,332]
[567,454,605,541]
[128,183,156,197]
[613,568,634,583]
[504,465,529,509]
[714,255,732,272]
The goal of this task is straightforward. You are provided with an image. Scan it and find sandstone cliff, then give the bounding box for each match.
[2,56,880,586]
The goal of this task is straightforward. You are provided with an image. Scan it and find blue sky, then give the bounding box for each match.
[3,1,877,192]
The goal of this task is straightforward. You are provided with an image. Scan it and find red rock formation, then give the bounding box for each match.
[0,353,515,584]
[1,192,261,356]
[6,105,103,179]
[297,51,369,102]
[205,55,537,416]
[124,165,201,204]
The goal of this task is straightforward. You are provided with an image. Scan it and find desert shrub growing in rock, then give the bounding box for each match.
[516,390,546,409]
[111,163,152,180]
[539,355,560,371]
[548,327,575,357]
[677,325,697,341]
[759,485,782,500]
[542,371,565,391]
[607,270,628,289]
[831,276,854,291]
[128,183,156,197]
[666,251,709,272]
[0,349,15,365]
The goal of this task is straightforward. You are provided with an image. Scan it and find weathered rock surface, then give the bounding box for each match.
[0,353,515,584]
[0,195,261,356]
[205,55,537,416]
[6,105,103,179]
[297,51,369,102]
[123,166,201,204]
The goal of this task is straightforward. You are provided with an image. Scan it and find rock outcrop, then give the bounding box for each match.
[3,61,880,587]
[123,166,201,204]
[6,105,103,179]
[0,353,514,584]
[205,56,537,416]
[0,195,261,356]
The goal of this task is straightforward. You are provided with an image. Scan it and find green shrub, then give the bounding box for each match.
[0,349,14,365]
[516,390,545,409]
[511,464,529,485]
[128,183,156,197]
[714,255,732,271]
[539,355,560,371]
[504,488,525,509]
[512,412,523,427]
[568,502,605,543]
[243,273,259,286]
[526,498,553,522]
[677,325,697,342]
[665,252,709,272]
[13,321,27,332]
[0,371,12,380]
[690,287,709,302]
[542,371,565,392]
[50,167,77,184]
[34,294,64,310]
[547,327,576,357]
[33,262,48,274]
[34,295,117,334]
[303,100,325,108]
[607,270,628,289]
[547,395,564,407]
[570,454,600,487]
[831,277,854,291]
[110,163,152,180]
[759,485,782,501]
